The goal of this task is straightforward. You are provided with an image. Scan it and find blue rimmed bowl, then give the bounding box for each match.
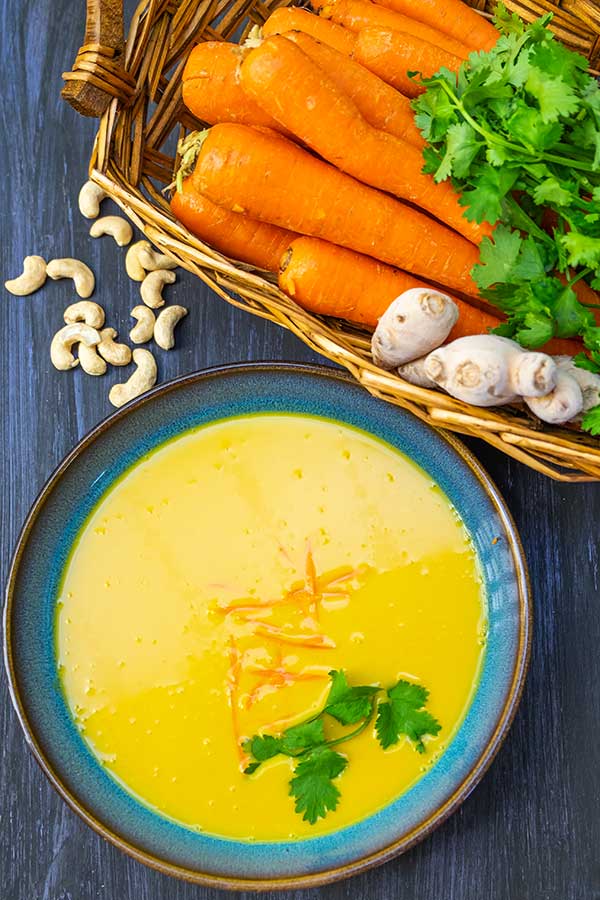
[4,362,531,890]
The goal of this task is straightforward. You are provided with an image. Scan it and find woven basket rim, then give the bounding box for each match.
[79,0,600,482]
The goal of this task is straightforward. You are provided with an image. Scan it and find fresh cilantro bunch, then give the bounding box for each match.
[413,3,600,434]
[244,669,441,825]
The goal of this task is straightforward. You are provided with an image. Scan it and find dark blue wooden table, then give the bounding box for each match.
[1,3,599,899]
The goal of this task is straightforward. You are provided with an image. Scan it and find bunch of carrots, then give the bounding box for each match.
[170,0,580,356]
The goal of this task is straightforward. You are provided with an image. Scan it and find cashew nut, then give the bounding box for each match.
[154,305,188,350]
[126,241,153,281]
[372,289,458,369]
[5,256,47,296]
[78,181,108,219]
[109,349,157,408]
[126,241,177,282]
[138,246,178,272]
[50,323,100,371]
[47,258,95,298]
[97,328,132,366]
[140,270,176,308]
[524,369,583,425]
[63,300,105,329]
[130,305,156,343]
[79,343,107,376]
[89,216,133,247]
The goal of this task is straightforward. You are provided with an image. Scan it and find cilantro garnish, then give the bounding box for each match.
[376,681,442,754]
[244,669,440,824]
[290,747,348,823]
[413,3,600,429]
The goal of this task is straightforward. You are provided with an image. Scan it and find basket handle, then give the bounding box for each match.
[62,0,135,117]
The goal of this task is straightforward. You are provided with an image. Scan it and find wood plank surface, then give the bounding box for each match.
[0,2,599,898]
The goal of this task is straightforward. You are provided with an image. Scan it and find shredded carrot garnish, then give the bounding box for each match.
[247,620,336,649]
[226,636,246,765]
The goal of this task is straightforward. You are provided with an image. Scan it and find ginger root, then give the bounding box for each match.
[524,368,583,425]
[371,288,458,369]
[425,335,556,407]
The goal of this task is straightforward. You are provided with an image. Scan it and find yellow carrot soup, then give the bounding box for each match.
[56,414,486,840]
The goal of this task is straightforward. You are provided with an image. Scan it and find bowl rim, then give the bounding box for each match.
[3,361,532,891]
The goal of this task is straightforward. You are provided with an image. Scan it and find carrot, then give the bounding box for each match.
[279,238,583,359]
[279,236,462,326]
[372,0,499,52]
[354,27,463,97]
[182,41,283,130]
[192,123,481,296]
[240,37,490,245]
[284,31,424,149]
[262,7,356,55]
[171,177,298,272]
[314,0,471,59]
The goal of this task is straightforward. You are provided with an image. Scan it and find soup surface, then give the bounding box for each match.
[56,414,485,840]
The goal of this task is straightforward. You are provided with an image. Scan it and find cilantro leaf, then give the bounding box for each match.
[560,233,600,269]
[472,226,522,289]
[289,748,347,824]
[552,286,595,337]
[244,718,326,772]
[435,121,482,181]
[375,680,441,754]
[459,167,519,225]
[494,1,525,36]
[323,670,379,725]
[525,66,580,123]
[574,352,600,374]
[506,105,563,151]
[533,177,575,207]
[279,719,325,755]
[515,311,554,347]
[244,734,282,765]
[582,405,600,435]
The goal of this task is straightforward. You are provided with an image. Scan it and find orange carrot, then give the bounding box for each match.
[373,0,499,51]
[284,31,424,149]
[240,37,489,244]
[182,41,283,130]
[262,7,356,55]
[314,0,471,58]
[279,236,494,332]
[193,124,481,295]
[354,27,463,96]
[171,177,298,271]
[279,238,584,360]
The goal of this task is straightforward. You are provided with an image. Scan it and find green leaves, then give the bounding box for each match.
[323,670,379,725]
[560,234,600,269]
[582,406,600,435]
[460,167,519,225]
[414,5,600,434]
[473,226,546,289]
[376,682,441,754]
[290,748,347,824]
[524,66,579,123]
[244,670,441,824]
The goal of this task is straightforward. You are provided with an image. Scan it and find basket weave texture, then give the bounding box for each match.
[66,0,600,481]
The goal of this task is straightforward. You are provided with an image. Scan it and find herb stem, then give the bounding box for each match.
[567,267,593,288]
[435,81,598,174]
[324,711,375,749]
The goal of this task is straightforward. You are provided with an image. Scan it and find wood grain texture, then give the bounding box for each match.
[62,0,125,115]
[1,2,600,899]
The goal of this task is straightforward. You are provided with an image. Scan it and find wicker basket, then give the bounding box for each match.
[62,0,600,481]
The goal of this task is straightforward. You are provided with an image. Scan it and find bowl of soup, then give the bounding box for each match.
[4,363,530,889]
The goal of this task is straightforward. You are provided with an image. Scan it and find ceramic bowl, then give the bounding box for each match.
[4,363,531,889]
